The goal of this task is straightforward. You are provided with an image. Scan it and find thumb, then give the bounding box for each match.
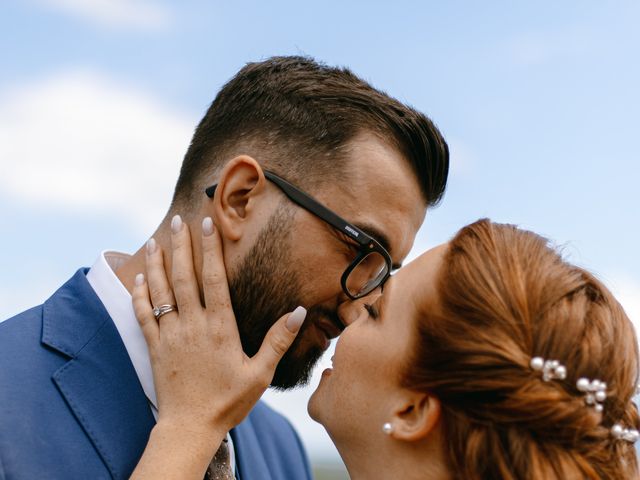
[253,306,307,377]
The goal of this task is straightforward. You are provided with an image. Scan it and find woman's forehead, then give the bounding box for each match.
[389,243,449,313]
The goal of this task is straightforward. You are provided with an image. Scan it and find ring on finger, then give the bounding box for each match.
[152,304,178,320]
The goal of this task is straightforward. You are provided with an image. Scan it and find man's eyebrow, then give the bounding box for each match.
[354,222,402,270]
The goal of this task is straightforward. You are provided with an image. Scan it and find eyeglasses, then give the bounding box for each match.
[205,170,393,300]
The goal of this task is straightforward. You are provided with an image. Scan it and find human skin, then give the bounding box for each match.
[130,220,308,479]
[309,244,451,480]
[130,227,452,479]
[116,131,426,380]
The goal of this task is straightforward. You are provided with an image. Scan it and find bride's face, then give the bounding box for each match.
[308,244,447,444]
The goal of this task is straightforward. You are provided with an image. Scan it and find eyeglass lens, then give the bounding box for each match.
[345,251,389,297]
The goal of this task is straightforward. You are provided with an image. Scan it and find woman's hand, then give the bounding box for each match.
[132,215,306,440]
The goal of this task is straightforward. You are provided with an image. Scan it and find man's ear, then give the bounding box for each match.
[388,391,441,442]
[210,156,267,241]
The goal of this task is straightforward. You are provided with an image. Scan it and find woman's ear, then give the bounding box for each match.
[388,391,441,442]
[209,156,267,242]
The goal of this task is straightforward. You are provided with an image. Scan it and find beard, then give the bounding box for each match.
[228,204,326,390]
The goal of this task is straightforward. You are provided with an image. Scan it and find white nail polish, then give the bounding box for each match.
[146,238,156,254]
[202,217,214,236]
[171,215,182,233]
[135,273,144,286]
[286,306,307,332]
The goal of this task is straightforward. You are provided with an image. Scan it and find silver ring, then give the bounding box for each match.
[153,304,178,320]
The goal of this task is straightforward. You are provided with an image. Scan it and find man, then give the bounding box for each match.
[0,56,449,479]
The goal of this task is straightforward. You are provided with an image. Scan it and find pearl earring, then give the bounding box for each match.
[382,422,393,435]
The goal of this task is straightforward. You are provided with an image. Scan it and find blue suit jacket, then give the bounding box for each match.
[0,269,312,480]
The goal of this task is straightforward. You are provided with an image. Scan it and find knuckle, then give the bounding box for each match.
[172,283,189,301]
[149,286,167,302]
[269,334,290,357]
[172,269,191,286]
[203,271,223,289]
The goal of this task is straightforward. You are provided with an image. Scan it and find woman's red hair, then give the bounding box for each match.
[403,219,639,479]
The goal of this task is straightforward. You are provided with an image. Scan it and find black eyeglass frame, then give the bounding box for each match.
[205,170,392,299]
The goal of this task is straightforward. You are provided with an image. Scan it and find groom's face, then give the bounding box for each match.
[229,133,427,389]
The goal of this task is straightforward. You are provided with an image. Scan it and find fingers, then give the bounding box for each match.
[253,307,307,378]
[201,217,233,318]
[145,237,176,323]
[132,273,159,350]
[169,215,201,316]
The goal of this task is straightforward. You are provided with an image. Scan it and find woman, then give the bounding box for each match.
[131,217,639,479]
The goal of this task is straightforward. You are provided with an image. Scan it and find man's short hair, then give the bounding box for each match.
[172,55,449,209]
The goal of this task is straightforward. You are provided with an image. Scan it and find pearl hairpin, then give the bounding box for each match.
[611,424,639,443]
[530,357,567,382]
[529,356,637,443]
[576,377,607,413]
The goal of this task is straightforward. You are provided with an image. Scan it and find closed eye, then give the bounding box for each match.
[364,303,379,319]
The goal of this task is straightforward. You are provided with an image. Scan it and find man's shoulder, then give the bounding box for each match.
[0,268,94,370]
[0,268,86,351]
[0,305,44,350]
[237,400,312,479]
[248,400,294,430]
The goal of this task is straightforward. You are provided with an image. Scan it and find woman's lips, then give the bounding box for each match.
[321,356,335,376]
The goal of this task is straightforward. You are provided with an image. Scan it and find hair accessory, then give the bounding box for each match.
[530,356,634,444]
[611,424,639,443]
[530,356,567,382]
[382,422,393,435]
[576,377,607,413]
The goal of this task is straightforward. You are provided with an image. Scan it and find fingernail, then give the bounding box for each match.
[286,306,307,333]
[171,215,183,234]
[135,273,144,286]
[146,238,156,255]
[202,217,214,236]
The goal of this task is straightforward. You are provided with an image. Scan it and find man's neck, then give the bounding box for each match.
[115,245,148,294]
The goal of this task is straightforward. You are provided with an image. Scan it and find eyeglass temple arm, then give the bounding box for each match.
[205,185,217,198]
[263,171,371,246]
[204,172,372,247]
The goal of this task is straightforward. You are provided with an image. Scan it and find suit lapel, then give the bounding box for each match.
[231,417,273,480]
[43,269,156,479]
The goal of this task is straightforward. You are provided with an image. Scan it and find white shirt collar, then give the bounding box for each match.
[86,251,159,413]
[85,251,236,473]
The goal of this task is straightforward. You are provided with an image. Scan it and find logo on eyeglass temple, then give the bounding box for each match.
[345,226,360,238]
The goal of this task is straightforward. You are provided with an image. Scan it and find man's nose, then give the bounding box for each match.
[337,288,382,327]
[336,301,360,327]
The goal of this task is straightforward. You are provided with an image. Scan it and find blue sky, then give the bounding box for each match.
[1,0,639,465]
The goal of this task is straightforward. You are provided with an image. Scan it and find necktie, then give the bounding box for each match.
[204,437,234,480]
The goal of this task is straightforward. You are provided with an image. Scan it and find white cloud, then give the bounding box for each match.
[35,0,171,30]
[0,70,194,234]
